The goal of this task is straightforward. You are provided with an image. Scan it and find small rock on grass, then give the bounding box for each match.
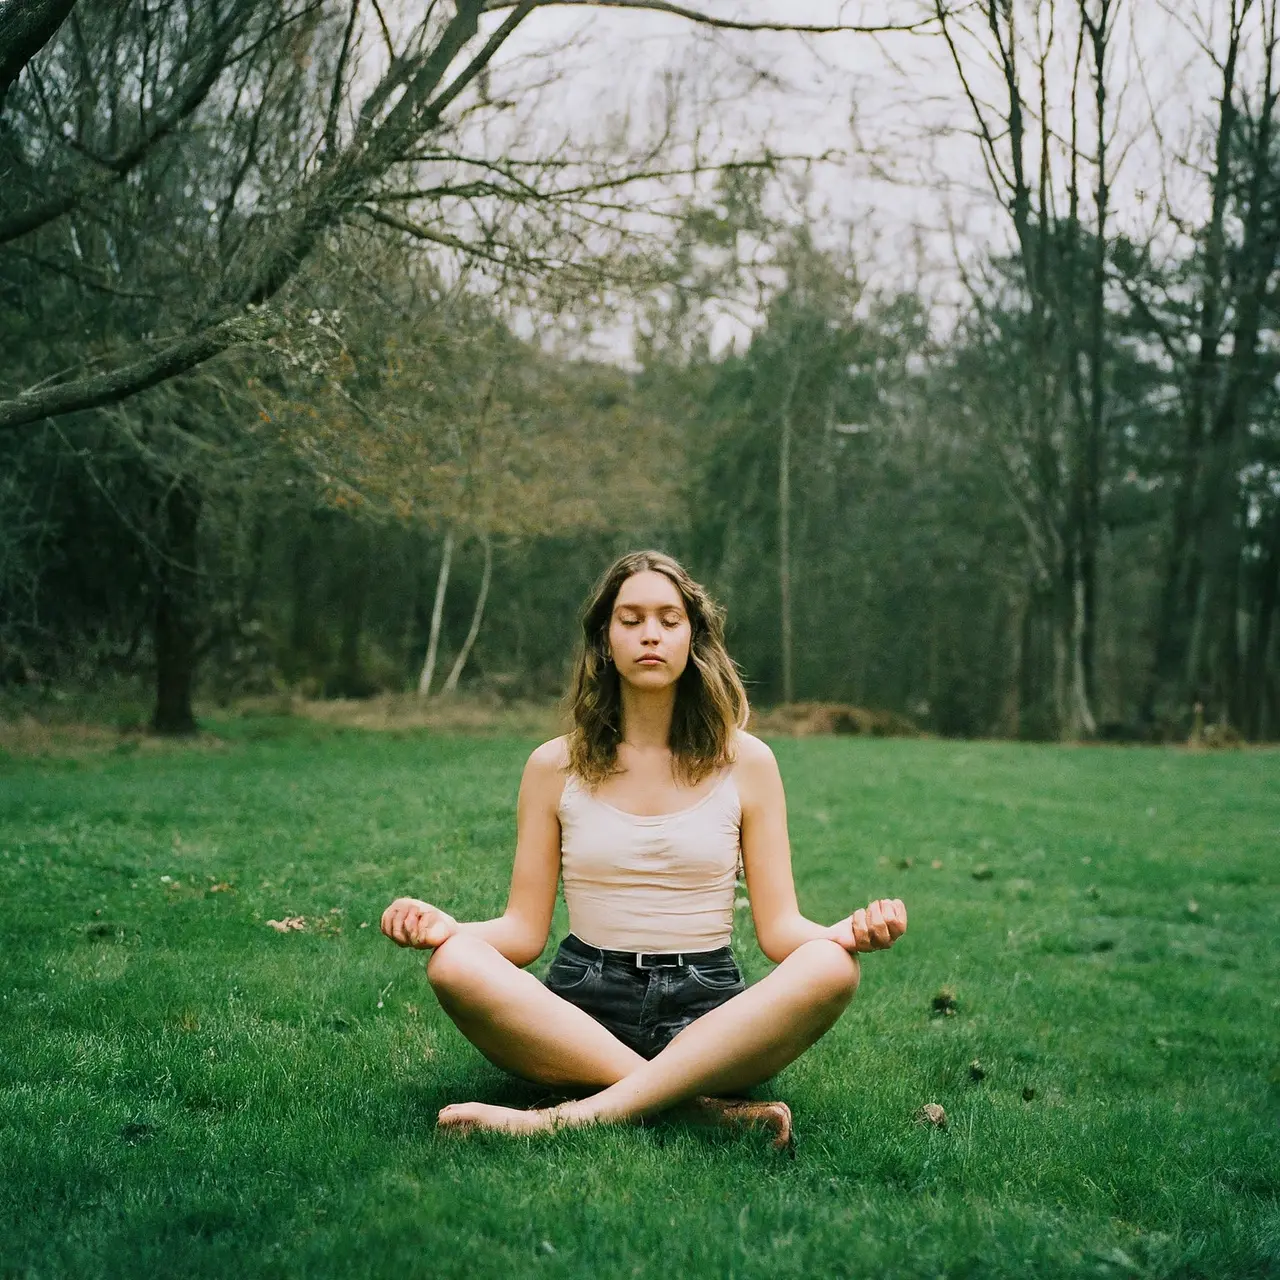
[968,1059,986,1082]
[915,1103,947,1129]
[972,864,994,881]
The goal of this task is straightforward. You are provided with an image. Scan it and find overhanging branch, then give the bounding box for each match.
[0,311,279,433]
[482,0,937,34]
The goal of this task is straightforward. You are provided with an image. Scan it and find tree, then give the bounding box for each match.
[0,0,933,433]
[932,0,1128,738]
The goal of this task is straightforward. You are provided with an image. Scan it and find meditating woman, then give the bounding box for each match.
[380,549,907,1145]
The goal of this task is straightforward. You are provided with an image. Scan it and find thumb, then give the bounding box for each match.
[418,912,456,949]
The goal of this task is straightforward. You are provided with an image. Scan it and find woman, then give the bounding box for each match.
[380,550,907,1144]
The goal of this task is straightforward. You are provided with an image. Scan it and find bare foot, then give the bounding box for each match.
[691,1097,794,1152]
[437,1102,557,1136]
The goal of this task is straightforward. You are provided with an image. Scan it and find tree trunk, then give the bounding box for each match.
[332,522,370,697]
[778,367,799,705]
[151,476,202,735]
[997,588,1029,738]
[1241,501,1280,737]
[1068,554,1097,738]
[442,532,493,695]
[418,527,454,697]
[286,513,319,683]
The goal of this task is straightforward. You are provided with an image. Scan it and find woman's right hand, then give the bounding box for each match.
[380,897,459,950]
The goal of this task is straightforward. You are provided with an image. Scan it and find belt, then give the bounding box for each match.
[563,934,734,971]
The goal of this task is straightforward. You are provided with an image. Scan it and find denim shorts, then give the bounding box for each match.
[543,933,747,1060]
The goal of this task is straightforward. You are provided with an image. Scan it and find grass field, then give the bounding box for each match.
[1,724,1277,1278]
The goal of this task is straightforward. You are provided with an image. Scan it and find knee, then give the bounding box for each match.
[795,938,860,1008]
[425,933,490,1003]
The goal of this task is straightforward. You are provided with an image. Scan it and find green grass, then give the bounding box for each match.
[1,726,1277,1278]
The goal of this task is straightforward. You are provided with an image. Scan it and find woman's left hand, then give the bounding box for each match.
[826,898,907,953]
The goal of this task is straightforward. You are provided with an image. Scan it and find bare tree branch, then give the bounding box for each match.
[482,0,938,34]
[0,0,76,114]
[0,312,279,434]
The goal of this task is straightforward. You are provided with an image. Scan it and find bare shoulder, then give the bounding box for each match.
[731,728,778,770]
[522,736,571,800]
[730,730,782,806]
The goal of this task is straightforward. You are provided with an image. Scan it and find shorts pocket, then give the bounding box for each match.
[685,962,744,993]
[546,954,598,993]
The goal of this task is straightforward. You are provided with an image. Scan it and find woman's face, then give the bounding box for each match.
[607,570,692,688]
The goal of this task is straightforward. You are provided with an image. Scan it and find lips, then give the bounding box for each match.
[637,657,665,665]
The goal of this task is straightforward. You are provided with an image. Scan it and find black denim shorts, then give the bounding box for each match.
[543,933,747,1060]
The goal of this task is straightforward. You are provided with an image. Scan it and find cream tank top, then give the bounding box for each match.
[557,771,742,953]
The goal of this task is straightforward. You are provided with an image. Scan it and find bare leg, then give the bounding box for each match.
[436,938,859,1137]
[425,933,644,1089]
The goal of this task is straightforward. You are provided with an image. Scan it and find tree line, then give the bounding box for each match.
[1,1,1277,740]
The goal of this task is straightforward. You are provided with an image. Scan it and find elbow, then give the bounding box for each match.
[755,930,792,965]
[754,911,814,965]
[506,915,550,969]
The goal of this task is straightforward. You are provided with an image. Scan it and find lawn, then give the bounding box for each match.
[1,724,1277,1279]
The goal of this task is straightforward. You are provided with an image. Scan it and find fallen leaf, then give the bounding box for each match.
[930,859,943,870]
[266,916,307,932]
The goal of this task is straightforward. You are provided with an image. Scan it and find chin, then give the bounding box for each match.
[629,665,678,685]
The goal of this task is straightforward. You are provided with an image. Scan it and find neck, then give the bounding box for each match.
[618,682,676,752]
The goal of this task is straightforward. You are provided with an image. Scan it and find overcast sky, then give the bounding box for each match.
[445,1,1236,354]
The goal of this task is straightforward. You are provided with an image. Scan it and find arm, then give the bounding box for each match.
[736,732,906,963]
[380,737,566,967]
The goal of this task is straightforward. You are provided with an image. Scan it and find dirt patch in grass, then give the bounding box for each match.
[243,692,567,737]
[750,702,920,737]
[0,714,121,757]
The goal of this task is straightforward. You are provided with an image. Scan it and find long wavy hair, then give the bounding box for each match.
[565,550,749,786]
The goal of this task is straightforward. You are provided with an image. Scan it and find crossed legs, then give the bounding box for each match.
[423,934,859,1137]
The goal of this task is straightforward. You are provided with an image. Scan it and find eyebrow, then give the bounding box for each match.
[614,601,685,613]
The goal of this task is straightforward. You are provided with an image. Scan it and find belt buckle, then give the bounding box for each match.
[635,952,683,969]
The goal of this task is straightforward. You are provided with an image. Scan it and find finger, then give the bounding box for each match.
[422,914,451,949]
[393,906,417,948]
[384,905,405,945]
[402,906,424,948]
[851,908,870,952]
[871,899,899,942]
[884,899,907,939]
[866,900,891,949]
[411,909,438,949]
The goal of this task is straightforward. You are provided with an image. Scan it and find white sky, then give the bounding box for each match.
[393,1,1239,357]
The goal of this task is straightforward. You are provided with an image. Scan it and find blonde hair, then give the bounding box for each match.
[565,550,749,785]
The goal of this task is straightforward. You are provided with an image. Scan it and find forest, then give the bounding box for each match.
[2,0,1278,741]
